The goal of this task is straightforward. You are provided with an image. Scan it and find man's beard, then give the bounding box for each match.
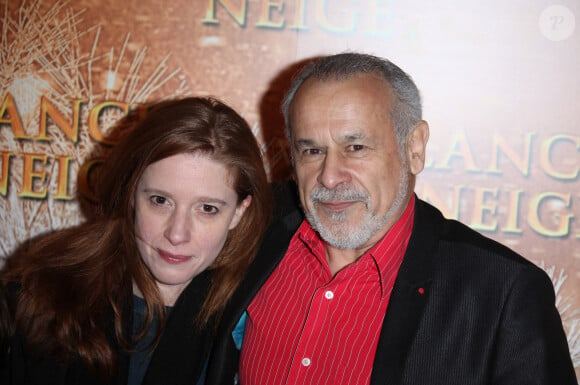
[305,169,409,250]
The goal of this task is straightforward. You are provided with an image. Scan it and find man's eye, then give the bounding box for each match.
[201,204,218,214]
[347,144,365,152]
[303,148,322,156]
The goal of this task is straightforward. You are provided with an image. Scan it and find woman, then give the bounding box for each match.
[0,97,272,384]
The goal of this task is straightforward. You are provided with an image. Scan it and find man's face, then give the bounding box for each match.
[289,73,424,253]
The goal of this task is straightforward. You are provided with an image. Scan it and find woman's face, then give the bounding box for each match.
[133,153,251,305]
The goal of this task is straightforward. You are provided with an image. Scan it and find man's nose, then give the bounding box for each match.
[317,151,351,189]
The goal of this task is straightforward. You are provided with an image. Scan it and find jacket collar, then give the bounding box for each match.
[206,183,304,385]
[370,197,441,385]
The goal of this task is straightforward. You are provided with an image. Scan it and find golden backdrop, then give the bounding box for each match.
[1,0,579,375]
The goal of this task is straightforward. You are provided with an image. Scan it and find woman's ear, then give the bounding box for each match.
[229,195,253,230]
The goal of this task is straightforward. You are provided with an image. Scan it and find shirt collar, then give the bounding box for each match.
[297,195,415,298]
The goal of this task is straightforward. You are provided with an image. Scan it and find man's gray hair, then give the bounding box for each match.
[281,52,422,153]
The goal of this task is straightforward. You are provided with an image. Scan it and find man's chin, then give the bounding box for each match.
[317,228,370,250]
[313,222,355,241]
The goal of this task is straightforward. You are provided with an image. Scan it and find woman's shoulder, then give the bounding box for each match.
[0,282,16,355]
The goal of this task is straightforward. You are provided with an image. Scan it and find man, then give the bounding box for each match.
[205,53,576,385]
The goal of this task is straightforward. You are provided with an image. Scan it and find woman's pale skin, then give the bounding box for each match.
[133,153,252,306]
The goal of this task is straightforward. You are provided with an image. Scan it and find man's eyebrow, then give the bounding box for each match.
[293,133,367,148]
[342,132,366,142]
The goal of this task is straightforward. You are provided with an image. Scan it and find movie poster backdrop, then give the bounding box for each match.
[1,0,578,376]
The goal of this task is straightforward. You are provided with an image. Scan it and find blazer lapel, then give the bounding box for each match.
[370,198,440,385]
[220,207,302,335]
[217,182,304,336]
[205,200,304,384]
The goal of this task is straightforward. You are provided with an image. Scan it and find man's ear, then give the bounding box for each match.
[406,120,429,175]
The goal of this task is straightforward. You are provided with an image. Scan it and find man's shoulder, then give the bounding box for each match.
[413,198,540,275]
[409,199,556,315]
[269,181,304,231]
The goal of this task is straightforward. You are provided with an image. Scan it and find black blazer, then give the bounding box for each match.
[205,183,576,385]
[3,270,214,385]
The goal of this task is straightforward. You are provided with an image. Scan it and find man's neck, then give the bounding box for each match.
[325,244,373,276]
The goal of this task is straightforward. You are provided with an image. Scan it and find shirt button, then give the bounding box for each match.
[301,357,311,367]
[324,290,334,299]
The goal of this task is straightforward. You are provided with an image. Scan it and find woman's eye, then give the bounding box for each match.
[150,195,168,205]
[201,204,218,214]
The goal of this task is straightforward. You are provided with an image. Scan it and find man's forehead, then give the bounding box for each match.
[291,74,393,115]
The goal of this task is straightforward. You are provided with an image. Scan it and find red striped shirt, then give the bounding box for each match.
[239,196,415,385]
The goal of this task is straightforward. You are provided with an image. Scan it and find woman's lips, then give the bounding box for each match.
[158,250,192,265]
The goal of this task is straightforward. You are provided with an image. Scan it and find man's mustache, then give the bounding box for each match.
[310,185,369,205]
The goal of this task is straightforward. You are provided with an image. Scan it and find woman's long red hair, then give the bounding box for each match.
[1,97,272,378]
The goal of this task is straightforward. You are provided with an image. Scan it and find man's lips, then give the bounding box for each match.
[158,250,192,265]
[316,200,357,211]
